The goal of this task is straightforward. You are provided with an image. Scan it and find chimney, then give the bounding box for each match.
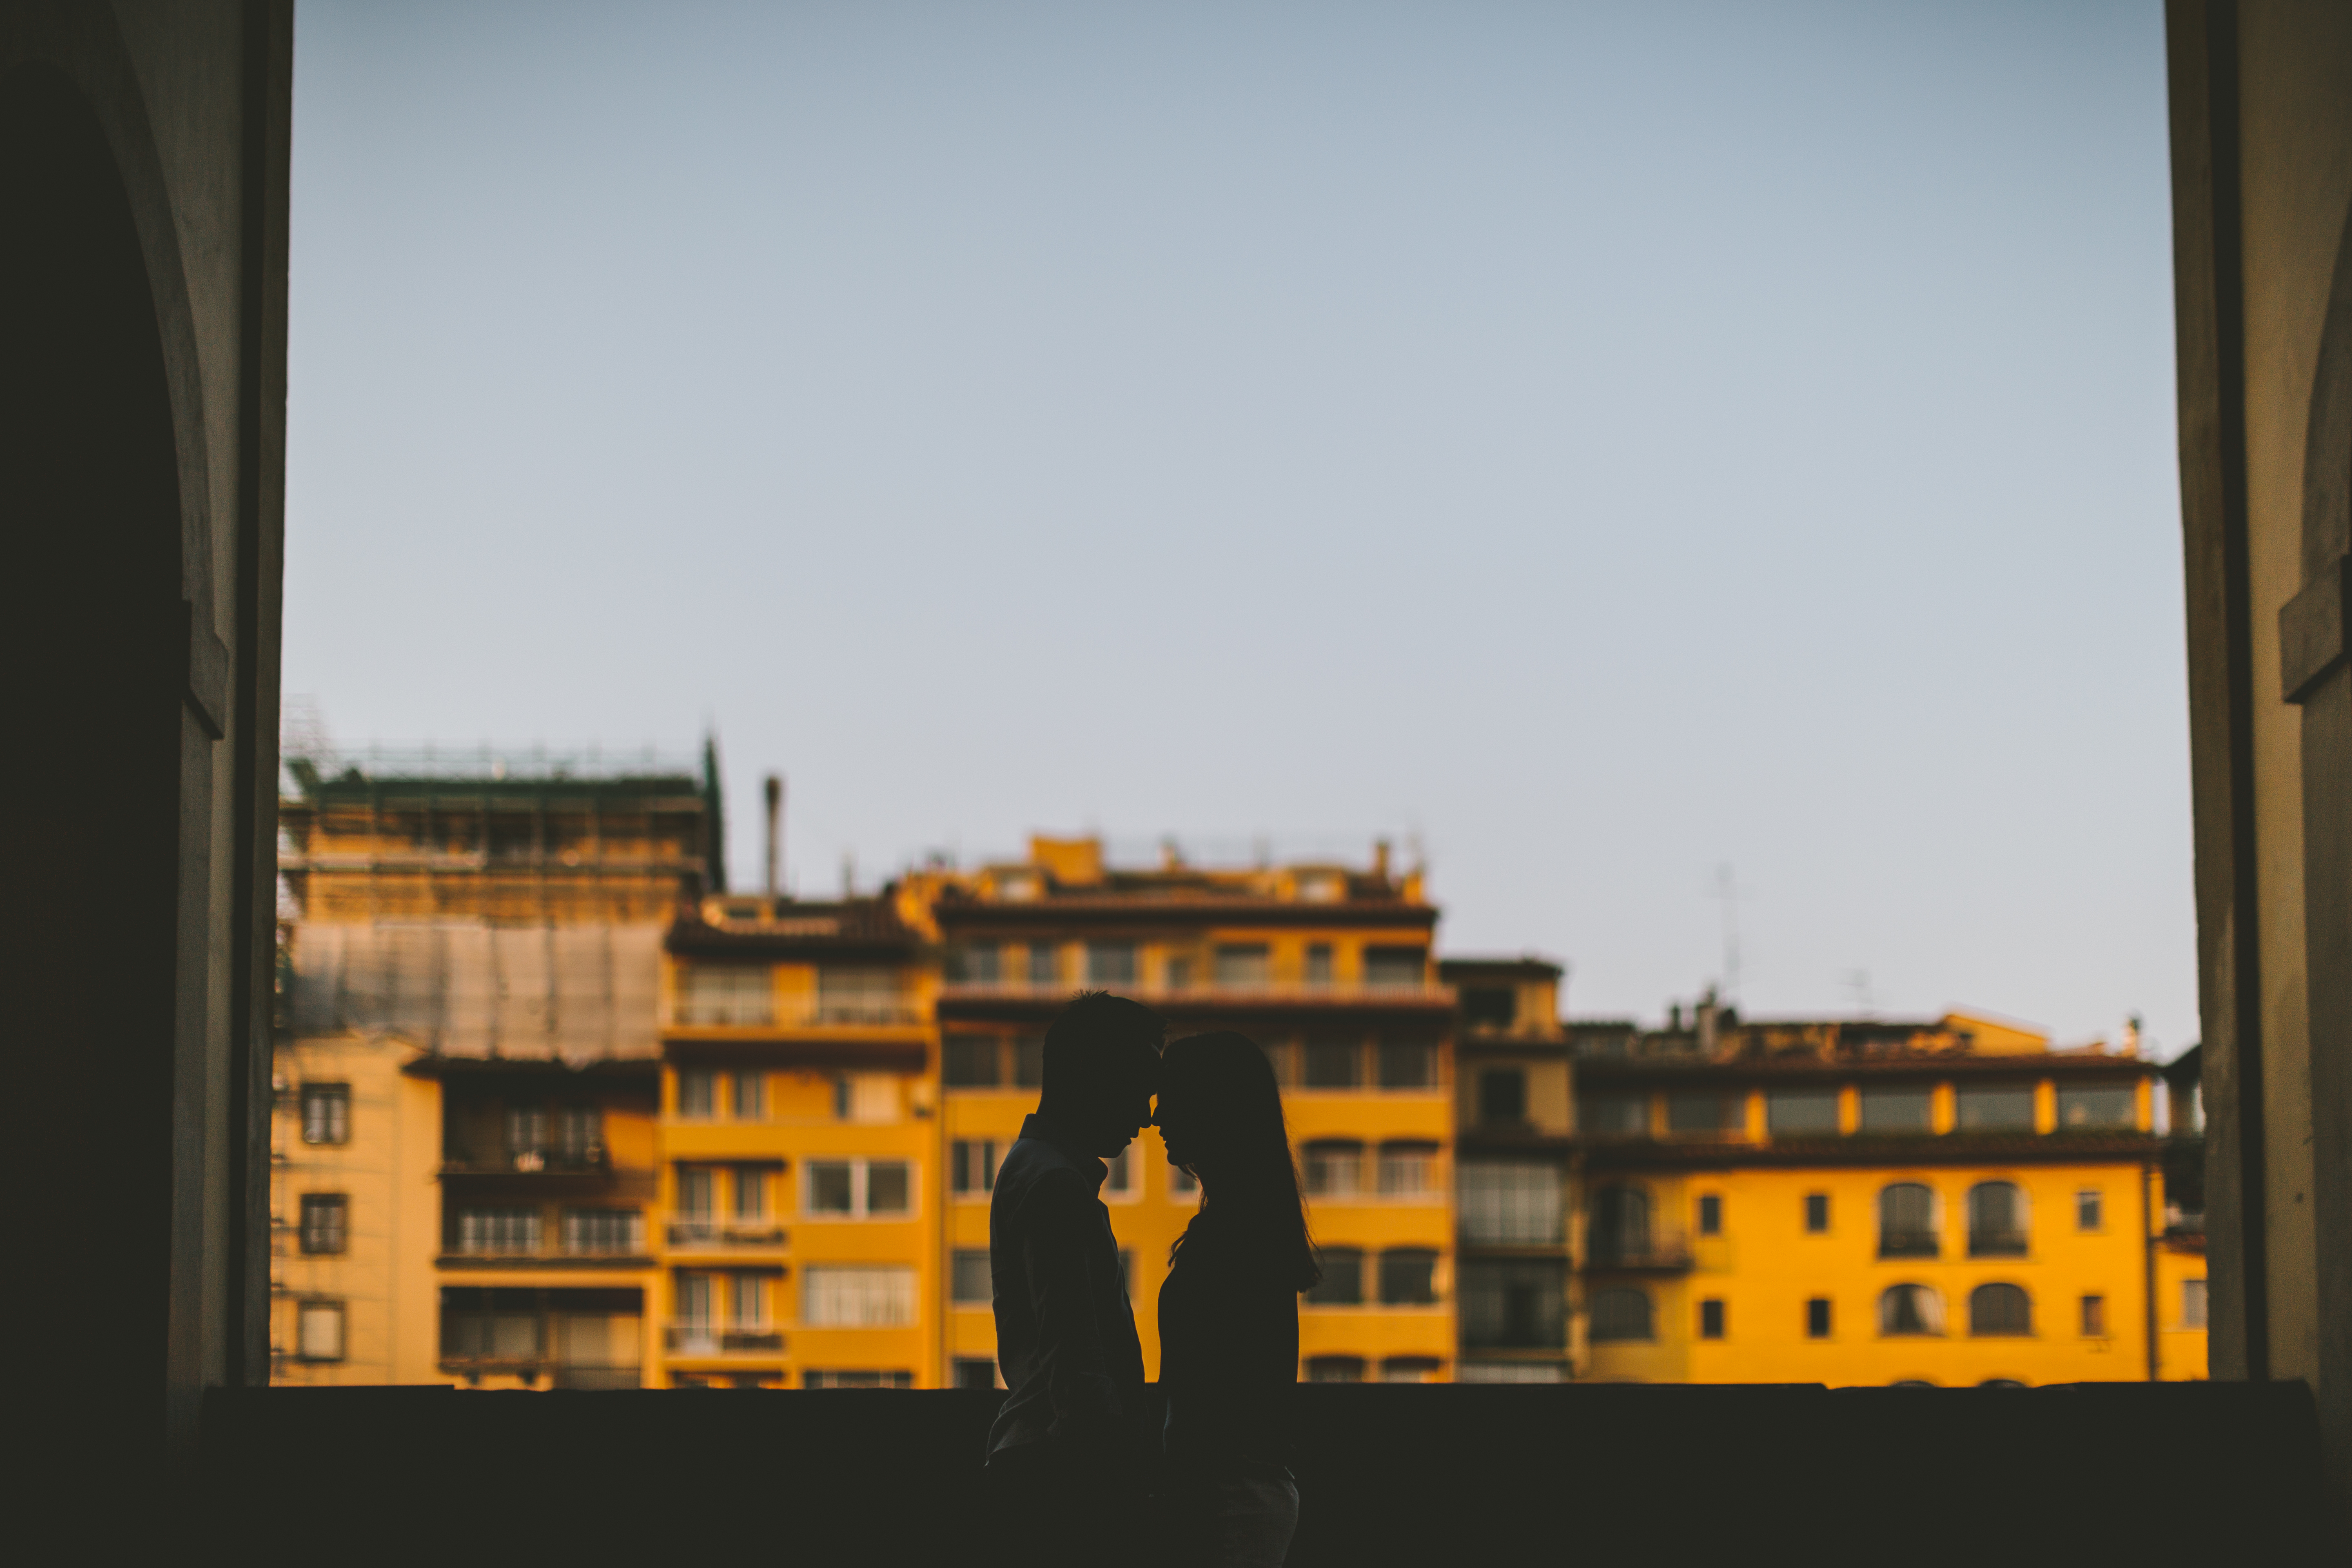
[763,774,784,898]
[1372,838,1392,882]
[1697,984,1720,1056]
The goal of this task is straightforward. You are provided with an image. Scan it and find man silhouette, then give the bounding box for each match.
[983,990,1165,1566]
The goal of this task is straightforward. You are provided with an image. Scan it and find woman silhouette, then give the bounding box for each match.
[1152,1031,1322,1567]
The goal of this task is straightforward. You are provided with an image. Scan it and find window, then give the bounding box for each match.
[804,1370,915,1389]
[298,1194,348,1255]
[1214,944,1268,988]
[844,1073,899,1123]
[1086,942,1137,986]
[954,1358,1000,1389]
[563,1209,642,1255]
[677,965,773,1025]
[1376,1141,1437,1198]
[1696,1194,1723,1236]
[733,1167,769,1221]
[818,966,902,1022]
[1804,1193,1830,1233]
[1461,986,1515,1029]
[1699,1298,1726,1339]
[457,1208,541,1256]
[1462,1259,1570,1348]
[1012,1033,1045,1088]
[952,1140,1001,1197]
[951,1250,992,1305]
[1381,1356,1443,1383]
[1104,1146,1134,1197]
[1260,1039,1297,1085]
[1879,1283,1944,1336]
[1025,944,1059,987]
[801,1266,917,1326]
[300,1084,350,1146]
[1306,1356,1366,1382]
[1303,1140,1364,1197]
[1304,1038,1360,1089]
[1479,1068,1528,1124]
[1667,1091,1740,1134]
[1378,1249,1439,1305]
[1169,1163,1200,1196]
[730,1272,769,1328]
[1956,1083,2036,1132]
[443,1290,544,1361]
[1587,1286,1653,1343]
[1969,1283,2031,1336]
[1878,1183,1937,1258]
[1967,1182,2027,1256]
[553,1106,602,1164]
[2080,1294,2107,1336]
[1459,1161,1560,1243]
[2076,1189,2104,1231]
[803,1159,912,1217]
[296,1301,345,1362]
[2057,1084,2136,1129]
[1858,1085,1932,1133]
[1588,1184,1653,1264]
[1306,1248,1363,1305]
[677,1070,717,1119]
[1363,946,1426,990]
[675,1274,714,1333]
[731,1073,765,1120]
[1766,1089,1839,1135]
[944,1034,1002,1088]
[1164,955,1195,991]
[675,1166,715,1223]
[2183,1279,2208,1328]
[1578,1091,1647,1136]
[1304,943,1333,987]
[1806,1298,1832,1339]
[1377,1038,1434,1089]
[507,1106,547,1157]
[960,942,1002,984]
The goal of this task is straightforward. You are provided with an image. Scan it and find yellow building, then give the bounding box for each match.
[920,836,1457,1386]
[654,894,942,1389]
[1442,958,1577,1381]
[271,746,718,1388]
[1568,1002,2206,1386]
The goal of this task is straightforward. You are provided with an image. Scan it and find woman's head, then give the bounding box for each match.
[1155,1031,1319,1291]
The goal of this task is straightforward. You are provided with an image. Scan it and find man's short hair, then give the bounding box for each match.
[1042,991,1165,1102]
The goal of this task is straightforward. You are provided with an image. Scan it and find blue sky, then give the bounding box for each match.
[284,1,2189,1051]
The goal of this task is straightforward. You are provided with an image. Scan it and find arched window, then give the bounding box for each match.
[1969,1283,2032,1336]
[1588,1185,1652,1264]
[1877,1183,1937,1258]
[1878,1283,1944,1336]
[1967,1182,2027,1256]
[1589,1287,1654,1342]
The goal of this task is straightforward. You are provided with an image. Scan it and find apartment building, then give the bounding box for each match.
[1567,1002,2207,1385]
[271,746,717,1387]
[655,894,941,1389]
[921,837,1457,1386]
[1442,958,1577,1382]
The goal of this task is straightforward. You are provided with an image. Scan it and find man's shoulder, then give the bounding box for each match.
[996,1142,1094,1214]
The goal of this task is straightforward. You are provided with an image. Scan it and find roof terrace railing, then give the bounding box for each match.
[940,979,1454,1004]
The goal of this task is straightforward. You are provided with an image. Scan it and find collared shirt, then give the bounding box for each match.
[984,1114,1147,1461]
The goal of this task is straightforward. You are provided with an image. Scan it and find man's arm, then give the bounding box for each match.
[1020,1176,1123,1444]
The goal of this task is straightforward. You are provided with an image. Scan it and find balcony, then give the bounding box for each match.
[1878,1229,1941,1259]
[1968,1229,2029,1258]
[939,978,1455,1005]
[665,1219,788,1250]
[442,1147,614,1176]
[1582,1233,1694,1272]
[664,1323,784,1355]
[670,998,924,1028]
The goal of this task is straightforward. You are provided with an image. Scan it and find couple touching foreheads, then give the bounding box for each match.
[982,992,1319,1568]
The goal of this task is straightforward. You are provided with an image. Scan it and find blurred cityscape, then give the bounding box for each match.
[271,737,2207,1391]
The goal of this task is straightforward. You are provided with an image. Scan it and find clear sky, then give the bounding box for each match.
[284,1,2189,1051]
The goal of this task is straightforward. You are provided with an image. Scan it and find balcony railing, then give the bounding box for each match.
[443,1147,613,1175]
[1878,1229,1941,1259]
[670,998,925,1028]
[666,1219,787,1250]
[940,979,1454,1004]
[1582,1234,1694,1271]
[1967,1229,2029,1258]
[665,1324,784,1354]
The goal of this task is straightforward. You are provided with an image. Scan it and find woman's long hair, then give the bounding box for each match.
[1162,1031,1321,1292]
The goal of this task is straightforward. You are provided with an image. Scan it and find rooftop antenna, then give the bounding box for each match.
[1844,969,1876,1017]
[763,773,784,898]
[1713,863,1742,1003]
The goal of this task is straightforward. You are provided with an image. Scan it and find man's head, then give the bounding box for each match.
[1038,991,1165,1158]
